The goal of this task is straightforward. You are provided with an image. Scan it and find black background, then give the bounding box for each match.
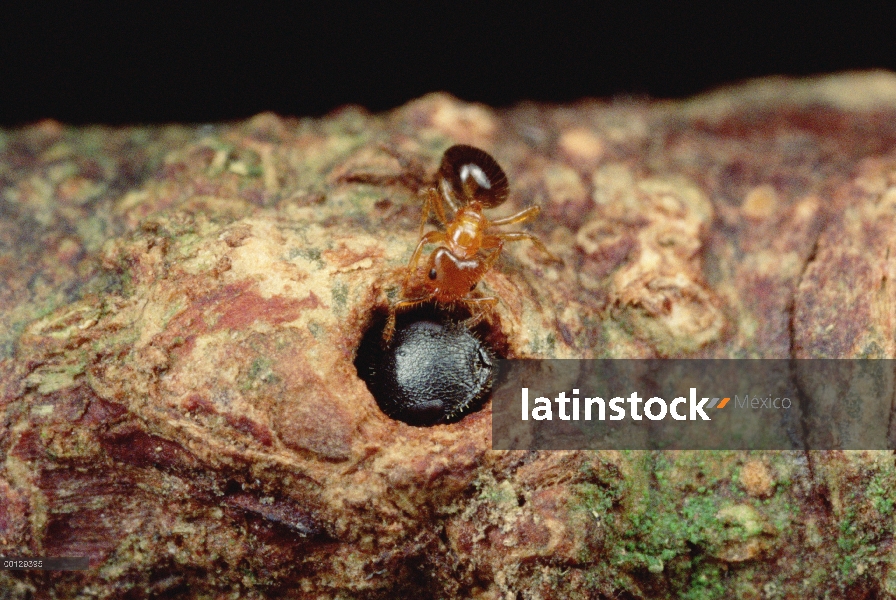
[3,3,895,126]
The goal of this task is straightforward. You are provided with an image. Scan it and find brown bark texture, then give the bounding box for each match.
[3,72,896,597]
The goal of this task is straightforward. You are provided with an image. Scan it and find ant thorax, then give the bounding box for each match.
[444,203,487,259]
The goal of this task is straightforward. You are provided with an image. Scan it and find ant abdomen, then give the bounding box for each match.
[438,145,509,209]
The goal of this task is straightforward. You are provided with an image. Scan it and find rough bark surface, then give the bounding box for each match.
[3,73,896,597]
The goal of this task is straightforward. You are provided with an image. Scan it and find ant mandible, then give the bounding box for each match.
[384,145,560,341]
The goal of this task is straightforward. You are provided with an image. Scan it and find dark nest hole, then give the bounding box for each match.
[355,303,508,426]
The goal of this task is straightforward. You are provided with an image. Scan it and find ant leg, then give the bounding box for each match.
[430,187,449,224]
[490,232,563,265]
[460,248,502,330]
[418,189,431,238]
[405,230,445,288]
[479,241,505,269]
[384,296,431,342]
[465,243,505,292]
[419,187,449,238]
[489,205,540,227]
[460,296,500,329]
[438,179,461,214]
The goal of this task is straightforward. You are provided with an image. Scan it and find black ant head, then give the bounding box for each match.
[438,145,509,209]
[356,317,496,426]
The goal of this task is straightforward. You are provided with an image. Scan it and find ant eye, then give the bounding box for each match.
[428,268,438,280]
[470,283,476,291]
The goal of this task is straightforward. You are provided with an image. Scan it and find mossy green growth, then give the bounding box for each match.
[676,563,729,600]
[243,357,278,389]
[331,280,349,314]
[867,466,896,517]
[287,247,323,269]
[477,480,518,506]
[576,452,795,598]
[527,331,557,356]
[824,457,896,588]
[835,506,884,584]
[26,360,88,395]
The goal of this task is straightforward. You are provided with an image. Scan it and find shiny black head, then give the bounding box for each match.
[356,318,496,426]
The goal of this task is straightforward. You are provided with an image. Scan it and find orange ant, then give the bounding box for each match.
[384,145,560,341]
